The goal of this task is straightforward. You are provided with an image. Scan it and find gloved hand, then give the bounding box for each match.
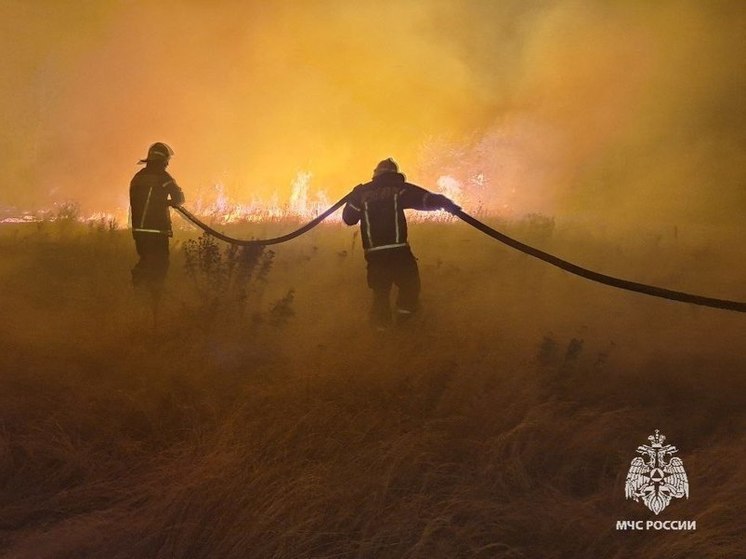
[432,194,460,214]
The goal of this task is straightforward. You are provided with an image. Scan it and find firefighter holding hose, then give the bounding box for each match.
[129,142,185,310]
[343,158,459,329]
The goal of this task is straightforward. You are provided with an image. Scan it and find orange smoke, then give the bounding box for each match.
[1,1,744,228]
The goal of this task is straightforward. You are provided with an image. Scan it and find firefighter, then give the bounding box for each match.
[342,158,459,329]
[129,142,185,307]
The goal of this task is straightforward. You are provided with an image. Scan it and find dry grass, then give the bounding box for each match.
[0,217,744,558]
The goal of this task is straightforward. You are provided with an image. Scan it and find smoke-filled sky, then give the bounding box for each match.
[1,0,744,226]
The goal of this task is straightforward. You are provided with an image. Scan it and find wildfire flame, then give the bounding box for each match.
[1,170,486,228]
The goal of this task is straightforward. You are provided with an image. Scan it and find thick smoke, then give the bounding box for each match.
[1,0,744,228]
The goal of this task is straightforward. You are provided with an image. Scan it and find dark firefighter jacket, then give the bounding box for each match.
[129,166,185,237]
[342,172,449,252]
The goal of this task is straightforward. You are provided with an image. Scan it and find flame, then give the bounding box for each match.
[0,168,503,228]
[187,171,339,226]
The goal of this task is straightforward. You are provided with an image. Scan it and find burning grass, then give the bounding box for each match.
[0,217,744,558]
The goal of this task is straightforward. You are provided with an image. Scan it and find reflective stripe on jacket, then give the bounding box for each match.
[342,173,442,252]
[129,166,185,236]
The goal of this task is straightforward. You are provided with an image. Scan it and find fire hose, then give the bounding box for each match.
[174,200,746,313]
[174,197,349,246]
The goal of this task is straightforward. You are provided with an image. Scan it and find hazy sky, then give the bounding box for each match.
[1,0,744,226]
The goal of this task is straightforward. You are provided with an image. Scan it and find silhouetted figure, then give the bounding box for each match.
[343,158,458,329]
[129,142,185,316]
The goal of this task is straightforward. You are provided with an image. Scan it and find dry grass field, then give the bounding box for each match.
[0,215,744,558]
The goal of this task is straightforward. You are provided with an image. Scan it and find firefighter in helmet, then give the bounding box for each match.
[342,158,459,329]
[129,142,185,306]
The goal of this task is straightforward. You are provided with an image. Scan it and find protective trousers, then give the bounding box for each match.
[365,245,420,327]
[131,233,169,299]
